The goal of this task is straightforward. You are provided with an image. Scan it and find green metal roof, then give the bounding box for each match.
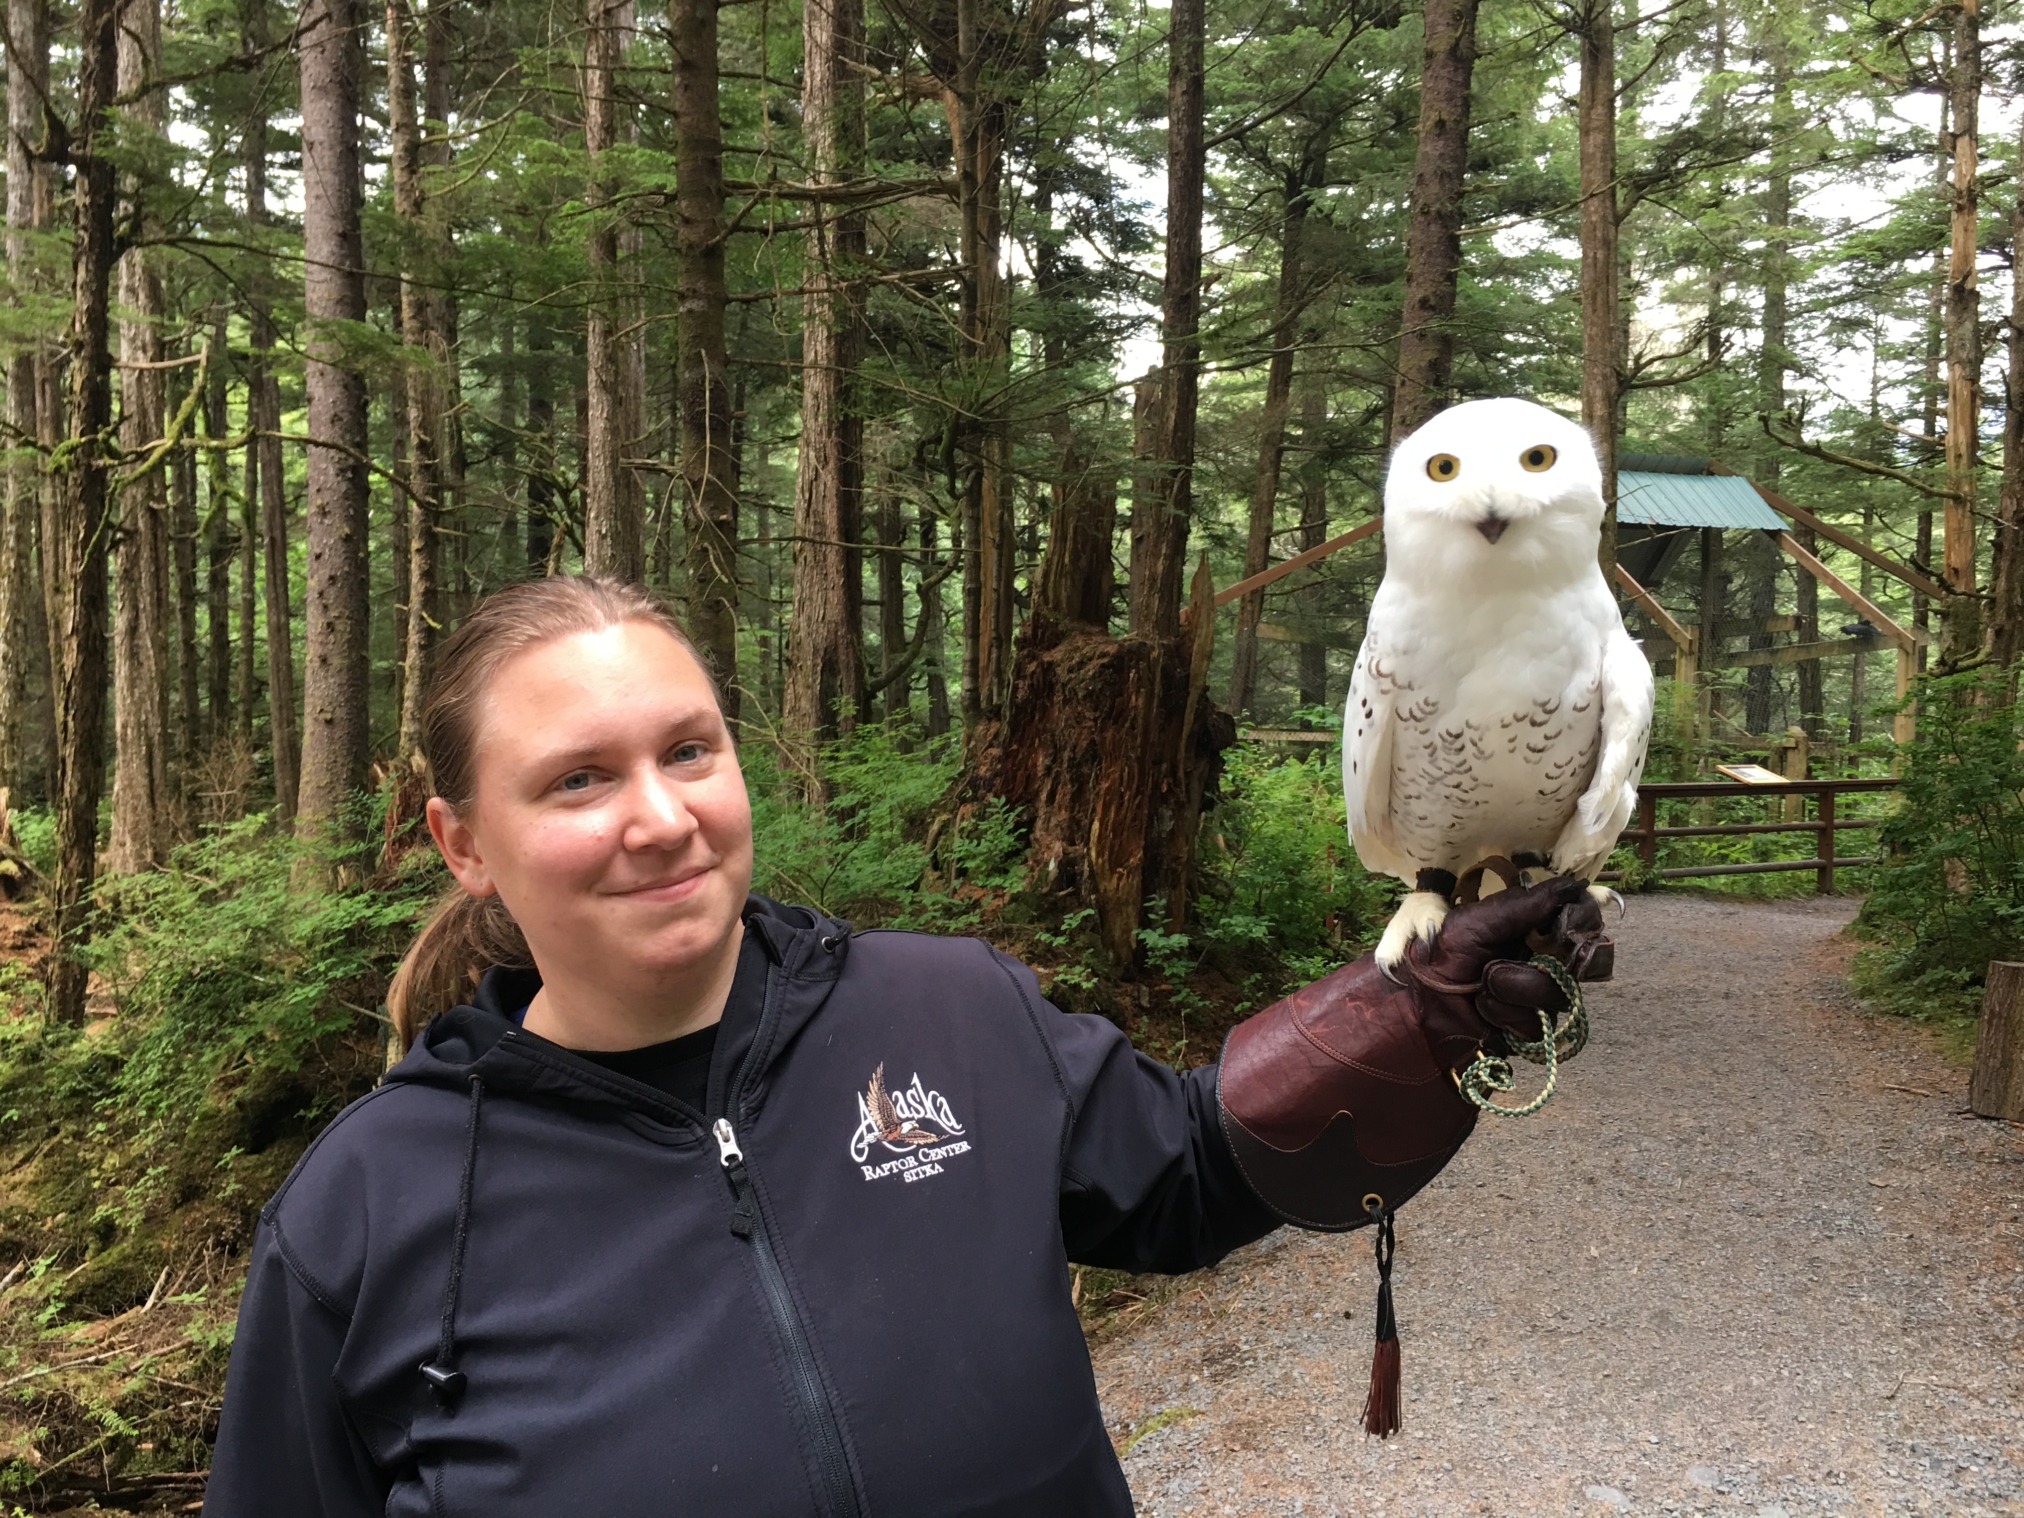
[1615,469,1784,531]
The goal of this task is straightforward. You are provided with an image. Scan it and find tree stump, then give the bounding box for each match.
[1970,961,2024,1122]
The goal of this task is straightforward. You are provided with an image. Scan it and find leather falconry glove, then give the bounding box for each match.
[1215,874,1598,1440]
[1216,873,1591,1234]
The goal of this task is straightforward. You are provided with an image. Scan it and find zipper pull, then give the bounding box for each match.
[712,1118,743,1169]
[714,1119,756,1239]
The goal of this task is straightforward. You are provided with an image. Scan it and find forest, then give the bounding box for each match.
[0,0,2019,1503]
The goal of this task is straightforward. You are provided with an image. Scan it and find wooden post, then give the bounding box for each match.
[1697,527,1721,764]
[1780,724,1808,822]
[1815,785,1835,895]
[1970,961,2024,1122]
[1636,788,1657,871]
[1893,642,1916,753]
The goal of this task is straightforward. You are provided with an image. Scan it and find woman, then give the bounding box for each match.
[203,576,1582,1517]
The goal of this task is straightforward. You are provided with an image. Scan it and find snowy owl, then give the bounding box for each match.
[1345,397,1654,972]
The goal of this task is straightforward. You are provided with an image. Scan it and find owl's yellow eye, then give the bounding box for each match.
[1426,454,1460,482]
[1520,444,1557,472]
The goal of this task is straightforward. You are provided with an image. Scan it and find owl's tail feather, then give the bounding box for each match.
[1375,892,1450,980]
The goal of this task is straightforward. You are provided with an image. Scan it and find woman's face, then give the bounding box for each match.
[428,622,754,999]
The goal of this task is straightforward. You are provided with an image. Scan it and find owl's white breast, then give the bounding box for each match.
[1364,565,1621,876]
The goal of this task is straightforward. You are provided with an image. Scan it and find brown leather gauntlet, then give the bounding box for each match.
[1217,876,1594,1231]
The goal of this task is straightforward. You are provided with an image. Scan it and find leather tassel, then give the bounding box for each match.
[1361,1203,1401,1439]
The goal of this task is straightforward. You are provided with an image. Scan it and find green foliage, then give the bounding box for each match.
[1194,738,1393,984]
[9,809,56,881]
[1852,672,2024,1021]
[81,807,438,1122]
[0,796,436,1496]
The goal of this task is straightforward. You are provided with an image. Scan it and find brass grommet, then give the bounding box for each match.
[1361,1192,1384,1214]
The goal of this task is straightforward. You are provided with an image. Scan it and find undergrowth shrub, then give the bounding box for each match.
[0,794,431,1503]
[1194,737,1392,984]
[743,725,1021,929]
[1852,670,2024,1021]
[85,809,439,1122]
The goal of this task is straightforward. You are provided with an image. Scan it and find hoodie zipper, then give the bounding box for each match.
[714,1117,863,1518]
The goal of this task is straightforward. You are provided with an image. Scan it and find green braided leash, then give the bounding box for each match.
[1454,955,1588,1118]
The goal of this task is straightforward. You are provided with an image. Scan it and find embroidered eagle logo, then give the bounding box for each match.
[866,1064,943,1147]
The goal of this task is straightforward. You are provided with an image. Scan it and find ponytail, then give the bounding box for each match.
[387,888,534,1051]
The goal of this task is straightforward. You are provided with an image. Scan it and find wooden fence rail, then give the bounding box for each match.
[1605,778,1900,894]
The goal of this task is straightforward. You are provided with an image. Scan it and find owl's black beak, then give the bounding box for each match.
[1475,516,1509,544]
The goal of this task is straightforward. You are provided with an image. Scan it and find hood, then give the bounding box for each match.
[383,893,855,1122]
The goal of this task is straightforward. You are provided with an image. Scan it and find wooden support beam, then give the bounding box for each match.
[1774,532,1926,650]
[1613,565,1694,650]
[1707,636,1881,671]
[1213,517,1381,608]
[1710,613,1798,638]
[1253,622,1360,650]
[1712,465,1950,603]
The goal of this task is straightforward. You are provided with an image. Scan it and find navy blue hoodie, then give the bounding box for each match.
[202,897,1278,1516]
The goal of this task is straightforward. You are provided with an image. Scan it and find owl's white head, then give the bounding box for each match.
[1382,398,1605,590]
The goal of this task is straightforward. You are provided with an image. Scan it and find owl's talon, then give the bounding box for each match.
[1588,883,1625,919]
[1376,891,1451,977]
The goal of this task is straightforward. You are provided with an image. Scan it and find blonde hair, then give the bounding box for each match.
[385,576,721,1049]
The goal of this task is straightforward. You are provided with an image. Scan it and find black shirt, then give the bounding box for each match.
[577,1023,718,1113]
[550,929,765,1114]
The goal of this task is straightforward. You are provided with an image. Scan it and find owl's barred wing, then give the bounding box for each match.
[1343,625,1411,882]
[1551,624,1654,880]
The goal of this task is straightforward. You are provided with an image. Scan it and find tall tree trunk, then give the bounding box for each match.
[1228,148,1322,717]
[1760,59,1819,734]
[1390,0,1477,438]
[48,0,121,1025]
[1296,374,1328,715]
[1742,532,1778,734]
[1126,371,1165,633]
[1851,503,1873,734]
[109,0,172,873]
[1027,165,1114,642]
[947,106,1012,721]
[672,0,740,710]
[0,0,51,804]
[237,392,257,752]
[1941,0,1982,666]
[205,338,234,742]
[1915,88,1947,674]
[932,0,1056,724]
[782,0,866,764]
[614,0,645,592]
[526,310,557,578]
[243,39,298,819]
[1700,0,1730,455]
[389,0,446,754]
[171,376,199,767]
[1031,442,1115,635]
[877,486,906,722]
[1577,0,1618,581]
[1143,0,1205,642]
[921,505,950,736]
[296,0,373,837]
[1989,107,2024,675]
[583,0,644,579]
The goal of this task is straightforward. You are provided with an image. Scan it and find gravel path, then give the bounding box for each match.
[1093,893,2024,1518]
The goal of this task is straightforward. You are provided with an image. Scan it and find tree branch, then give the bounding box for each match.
[1759,413,1962,503]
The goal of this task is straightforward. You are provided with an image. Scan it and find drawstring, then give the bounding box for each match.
[419,1074,485,1411]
